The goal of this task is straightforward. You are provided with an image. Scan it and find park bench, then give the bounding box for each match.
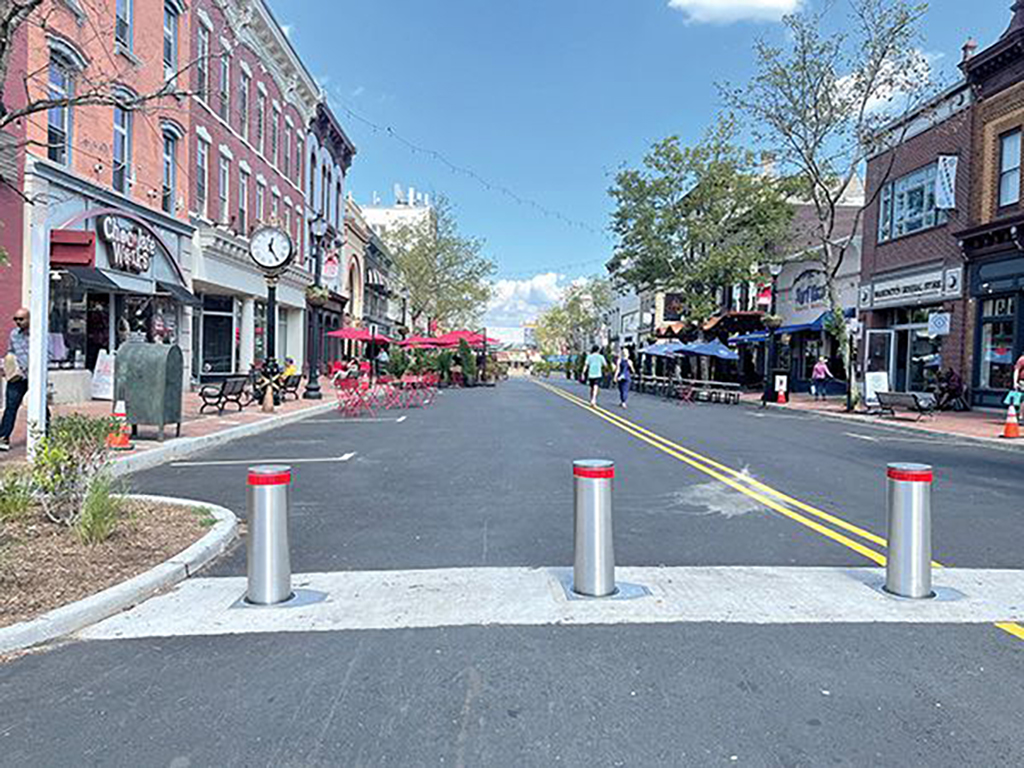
[280,374,302,401]
[874,391,937,421]
[198,375,249,414]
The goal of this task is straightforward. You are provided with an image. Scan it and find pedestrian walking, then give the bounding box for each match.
[811,356,834,401]
[584,345,606,407]
[0,308,31,451]
[613,347,635,409]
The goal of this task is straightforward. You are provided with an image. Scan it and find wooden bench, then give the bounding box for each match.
[199,376,249,414]
[874,391,937,421]
[674,379,741,405]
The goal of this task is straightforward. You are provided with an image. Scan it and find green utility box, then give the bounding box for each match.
[114,342,183,441]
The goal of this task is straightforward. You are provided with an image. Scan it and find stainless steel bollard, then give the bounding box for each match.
[573,459,616,597]
[246,465,293,605]
[885,463,934,599]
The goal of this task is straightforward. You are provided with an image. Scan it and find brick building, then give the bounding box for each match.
[2,0,198,402]
[958,2,1024,406]
[187,0,320,381]
[858,81,973,398]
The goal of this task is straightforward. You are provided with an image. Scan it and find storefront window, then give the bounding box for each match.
[48,276,87,369]
[801,337,822,380]
[907,329,942,392]
[877,162,949,242]
[979,297,1016,391]
[278,308,289,360]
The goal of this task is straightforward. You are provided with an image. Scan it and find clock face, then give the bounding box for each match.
[249,226,294,273]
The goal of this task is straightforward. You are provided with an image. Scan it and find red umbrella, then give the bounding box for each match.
[434,330,499,348]
[326,327,393,344]
[396,335,442,348]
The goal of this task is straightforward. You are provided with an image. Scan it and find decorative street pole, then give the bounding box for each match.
[303,216,330,400]
[249,225,295,408]
[762,263,784,406]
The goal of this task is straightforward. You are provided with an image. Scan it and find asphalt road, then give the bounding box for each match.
[1,378,1023,766]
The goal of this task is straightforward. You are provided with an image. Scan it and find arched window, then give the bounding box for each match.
[111,86,136,194]
[45,38,86,165]
[160,120,184,214]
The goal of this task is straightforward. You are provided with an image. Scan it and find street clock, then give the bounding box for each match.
[249,225,294,275]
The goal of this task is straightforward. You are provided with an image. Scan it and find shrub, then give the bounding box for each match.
[458,339,477,383]
[0,468,34,522]
[76,473,124,545]
[32,413,118,527]
[387,347,409,378]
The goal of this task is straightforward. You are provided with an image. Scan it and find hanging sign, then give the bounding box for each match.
[928,312,951,337]
[323,251,340,280]
[99,216,156,274]
[935,155,958,210]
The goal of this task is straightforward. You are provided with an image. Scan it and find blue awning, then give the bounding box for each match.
[678,340,739,361]
[640,341,688,358]
[729,332,768,345]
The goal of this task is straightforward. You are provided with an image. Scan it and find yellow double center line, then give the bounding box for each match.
[535,380,1024,641]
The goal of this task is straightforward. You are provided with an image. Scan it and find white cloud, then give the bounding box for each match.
[351,85,366,98]
[836,49,936,115]
[668,0,802,24]
[482,272,571,328]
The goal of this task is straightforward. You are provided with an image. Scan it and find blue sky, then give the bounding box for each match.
[271,0,1016,328]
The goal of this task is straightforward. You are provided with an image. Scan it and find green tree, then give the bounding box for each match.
[534,277,612,355]
[608,116,795,322]
[722,0,933,396]
[382,195,496,330]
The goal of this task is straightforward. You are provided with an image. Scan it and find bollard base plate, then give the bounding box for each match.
[553,569,651,602]
[234,588,328,610]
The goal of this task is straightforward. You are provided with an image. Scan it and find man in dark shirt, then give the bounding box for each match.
[0,308,30,451]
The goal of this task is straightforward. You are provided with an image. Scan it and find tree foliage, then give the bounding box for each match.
[722,0,931,301]
[607,116,795,322]
[534,276,612,355]
[382,195,496,330]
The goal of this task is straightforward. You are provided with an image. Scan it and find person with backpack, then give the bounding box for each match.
[584,345,607,407]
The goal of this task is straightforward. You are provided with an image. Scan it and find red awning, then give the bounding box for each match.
[326,327,393,344]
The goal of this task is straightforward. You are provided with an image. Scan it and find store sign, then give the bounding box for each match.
[928,312,951,336]
[663,293,686,322]
[91,350,115,400]
[861,267,963,310]
[793,269,827,310]
[99,216,155,274]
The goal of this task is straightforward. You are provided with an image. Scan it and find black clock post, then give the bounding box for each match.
[262,274,281,405]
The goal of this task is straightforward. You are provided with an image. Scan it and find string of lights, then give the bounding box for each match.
[328,94,610,241]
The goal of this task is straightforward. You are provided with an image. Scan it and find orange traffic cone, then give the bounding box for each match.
[1001,404,1021,439]
[106,400,134,451]
[776,390,787,405]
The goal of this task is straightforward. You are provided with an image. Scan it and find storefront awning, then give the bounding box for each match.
[729,332,768,345]
[156,280,202,307]
[61,266,121,292]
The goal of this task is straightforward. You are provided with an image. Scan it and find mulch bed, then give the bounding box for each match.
[0,499,213,629]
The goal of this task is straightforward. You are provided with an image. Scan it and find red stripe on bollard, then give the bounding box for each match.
[887,468,933,483]
[574,466,614,479]
[248,471,292,486]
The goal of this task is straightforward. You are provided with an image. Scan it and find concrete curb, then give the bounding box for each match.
[744,399,1024,452]
[0,496,238,655]
[110,402,336,477]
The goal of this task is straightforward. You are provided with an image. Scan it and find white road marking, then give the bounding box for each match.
[171,452,356,468]
[396,416,407,423]
[79,566,1024,641]
[845,432,879,442]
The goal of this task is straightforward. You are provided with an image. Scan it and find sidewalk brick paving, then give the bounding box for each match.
[0,388,330,466]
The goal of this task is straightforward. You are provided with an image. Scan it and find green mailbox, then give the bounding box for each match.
[114,342,183,441]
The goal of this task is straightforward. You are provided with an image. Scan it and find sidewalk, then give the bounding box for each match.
[0,390,335,467]
[741,391,1009,443]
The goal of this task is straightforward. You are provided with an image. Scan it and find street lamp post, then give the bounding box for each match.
[762,264,784,405]
[303,216,331,400]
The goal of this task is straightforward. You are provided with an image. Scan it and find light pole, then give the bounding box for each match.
[303,215,330,400]
[762,263,784,405]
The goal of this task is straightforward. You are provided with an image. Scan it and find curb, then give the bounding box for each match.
[0,496,238,655]
[745,400,1024,452]
[110,402,336,477]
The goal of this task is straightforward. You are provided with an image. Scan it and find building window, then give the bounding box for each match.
[336,181,343,229]
[116,0,132,49]
[256,93,266,154]
[271,191,280,221]
[283,129,291,178]
[162,132,177,214]
[239,71,250,140]
[256,183,265,222]
[112,104,132,193]
[47,56,73,165]
[196,138,209,217]
[876,162,948,242]
[163,3,178,79]
[202,294,235,374]
[999,130,1021,208]
[196,25,210,103]
[284,203,291,236]
[218,157,230,224]
[270,108,280,167]
[218,51,230,122]
[980,297,1016,391]
[295,138,302,186]
[238,170,249,234]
